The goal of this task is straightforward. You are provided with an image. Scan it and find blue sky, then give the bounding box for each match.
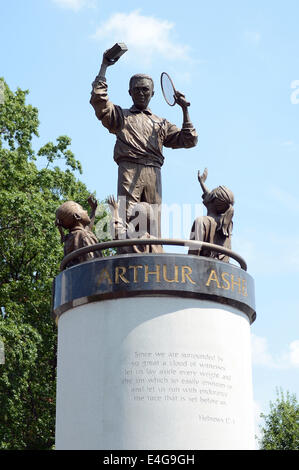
[2,0,299,445]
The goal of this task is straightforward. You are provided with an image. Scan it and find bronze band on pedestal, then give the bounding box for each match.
[53,246,256,325]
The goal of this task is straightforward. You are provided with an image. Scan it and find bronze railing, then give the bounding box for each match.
[60,239,247,271]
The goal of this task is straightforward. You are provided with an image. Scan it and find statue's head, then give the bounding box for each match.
[203,186,234,237]
[129,74,154,110]
[56,201,90,230]
[204,186,234,214]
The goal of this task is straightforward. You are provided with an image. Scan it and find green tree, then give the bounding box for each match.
[0,79,104,449]
[259,388,299,450]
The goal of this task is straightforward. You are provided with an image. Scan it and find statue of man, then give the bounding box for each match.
[90,51,198,236]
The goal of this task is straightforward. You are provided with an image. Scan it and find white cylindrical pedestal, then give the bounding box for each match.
[55,296,255,450]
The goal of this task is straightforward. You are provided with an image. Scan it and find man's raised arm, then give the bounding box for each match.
[92,50,119,85]
[90,52,122,133]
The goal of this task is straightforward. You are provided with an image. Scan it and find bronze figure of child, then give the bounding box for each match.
[55,195,101,268]
[189,169,234,263]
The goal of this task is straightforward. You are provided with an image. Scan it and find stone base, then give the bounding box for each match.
[55,295,255,450]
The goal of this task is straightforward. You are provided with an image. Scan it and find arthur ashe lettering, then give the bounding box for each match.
[52,254,255,323]
[96,263,248,297]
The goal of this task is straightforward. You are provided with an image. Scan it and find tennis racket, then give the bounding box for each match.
[160,72,177,106]
[160,72,190,107]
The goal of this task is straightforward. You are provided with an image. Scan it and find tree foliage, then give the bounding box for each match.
[259,388,299,450]
[0,79,99,449]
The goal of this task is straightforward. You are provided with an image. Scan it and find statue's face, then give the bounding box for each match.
[70,204,91,228]
[78,208,91,226]
[129,78,154,110]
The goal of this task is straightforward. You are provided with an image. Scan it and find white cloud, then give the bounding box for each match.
[52,0,95,11]
[92,10,190,65]
[251,334,299,369]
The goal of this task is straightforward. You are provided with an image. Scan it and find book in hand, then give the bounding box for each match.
[104,43,128,62]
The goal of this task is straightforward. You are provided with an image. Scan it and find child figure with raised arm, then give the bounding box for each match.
[55,195,101,267]
[188,169,234,263]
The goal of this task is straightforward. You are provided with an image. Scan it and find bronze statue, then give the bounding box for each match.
[90,46,198,237]
[56,195,101,267]
[107,195,163,254]
[188,169,234,262]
